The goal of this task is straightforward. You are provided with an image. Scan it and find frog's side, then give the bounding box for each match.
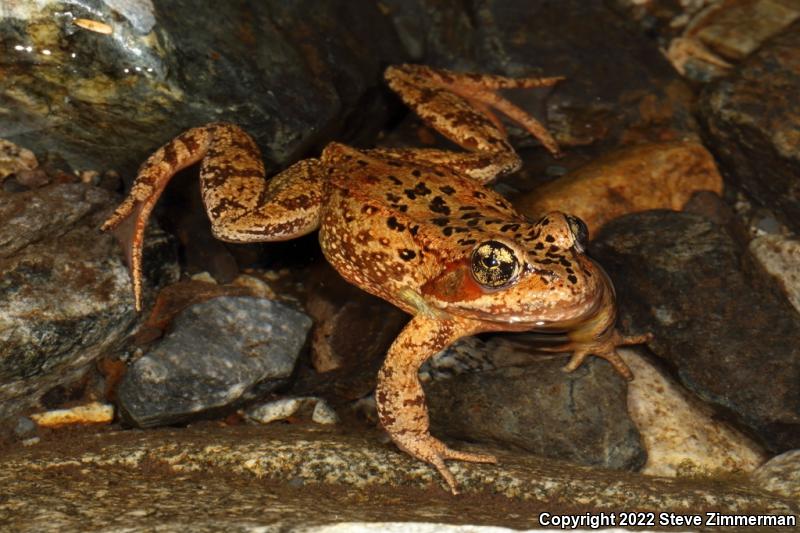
[102,64,650,494]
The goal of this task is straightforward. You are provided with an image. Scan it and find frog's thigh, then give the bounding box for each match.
[102,122,325,310]
[201,154,324,243]
[385,66,515,157]
[385,64,561,162]
[366,147,518,184]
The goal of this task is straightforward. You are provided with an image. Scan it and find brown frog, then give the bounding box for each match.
[103,64,650,494]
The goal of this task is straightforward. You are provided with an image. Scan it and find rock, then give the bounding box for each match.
[621,348,766,477]
[1,1,405,175]
[1,425,797,531]
[612,0,800,82]
[0,183,177,424]
[29,402,114,429]
[514,142,723,237]
[749,234,800,314]
[13,417,35,438]
[0,139,37,180]
[591,211,800,452]
[382,0,697,157]
[424,336,646,471]
[245,397,339,426]
[752,450,800,501]
[298,265,408,400]
[700,22,800,234]
[117,296,312,428]
[134,275,280,345]
[692,0,800,61]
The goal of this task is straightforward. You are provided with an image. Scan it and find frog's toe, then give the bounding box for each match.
[563,346,634,381]
[619,332,654,346]
[440,447,497,464]
[562,350,590,374]
[600,349,634,381]
[392,432,496,494]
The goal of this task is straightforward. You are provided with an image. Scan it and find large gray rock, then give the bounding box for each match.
[0,183,177,423]
[0,0,405,175]
[591,211,800,452]
[118,296,312,427]
[424,337,645,471]
[700,21,800,234]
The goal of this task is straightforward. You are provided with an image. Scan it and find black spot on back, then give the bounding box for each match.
[429,196,451,215]
[387,216,405,232]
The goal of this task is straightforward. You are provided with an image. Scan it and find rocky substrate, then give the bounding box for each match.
[1,425,797,532]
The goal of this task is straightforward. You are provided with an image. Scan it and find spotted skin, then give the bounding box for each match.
[102,64,650,495]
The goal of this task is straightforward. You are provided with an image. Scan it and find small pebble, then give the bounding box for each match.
[246,397,338,425]
[29,402,114,428]
[14,416,36,437]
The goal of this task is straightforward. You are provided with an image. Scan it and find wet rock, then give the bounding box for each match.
[592,211,800,452]
[752,450,800,501]
[1,425,797,531]
[0,183,177,424]
[424,337,646,471]
[621,348,765,477]
[749,234,800,314]
[700,22,800,234]
[382,0,697,156]
[117,296,312,428]
[1,1,405,175]
[514,142,723,238]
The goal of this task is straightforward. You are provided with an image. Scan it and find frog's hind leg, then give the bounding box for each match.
[102,123,324,311]
[376,315,497,494]
[384,64,562,183]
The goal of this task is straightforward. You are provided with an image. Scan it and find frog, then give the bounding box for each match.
[102,64,651,494]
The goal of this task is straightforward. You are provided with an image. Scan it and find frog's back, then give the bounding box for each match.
[317,143,532,311]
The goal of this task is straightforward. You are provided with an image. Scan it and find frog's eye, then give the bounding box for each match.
[565,215,588,253]
[470,240,522,289]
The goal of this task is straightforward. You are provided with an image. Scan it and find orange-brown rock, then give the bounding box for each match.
[514,141,723,238]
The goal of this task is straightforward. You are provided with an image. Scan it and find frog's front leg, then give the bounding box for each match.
[376,314,496,494]
[384,64,562,183]
[102,123,325,310]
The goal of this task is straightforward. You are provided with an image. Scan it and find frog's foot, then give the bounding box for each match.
[562,330,653,381]
[376,315,489,494]
[393,431,497,495]
[385,64,563,164]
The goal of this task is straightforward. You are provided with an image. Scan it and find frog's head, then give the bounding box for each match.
[421,212,609,330]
